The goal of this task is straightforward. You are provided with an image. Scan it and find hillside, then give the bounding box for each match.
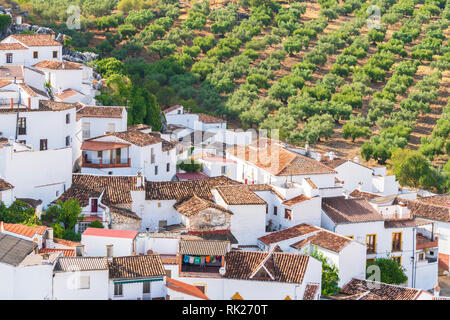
[7,0,450,192]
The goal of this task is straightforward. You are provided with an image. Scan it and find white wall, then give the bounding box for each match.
[53,270,109,300]
[81,235,135,257]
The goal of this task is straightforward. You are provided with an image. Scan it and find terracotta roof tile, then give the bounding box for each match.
[82,228,138,239]
[179,239,229,256]
[0,43,28,50]
[215,185,266,205]
[283,194,311,207]
[81,140,130,151]
[258,224,320,245]
[39,100,78,111]
[174,194,232,217]
[108,254,165,279]
[166,277,210,300]
[77,106,124,120]
[196,113,225,123]
[291,230,352,253]
[110,206,141,221]
[349,189,381,199]
[55,89,82,100]
[59,174,144,207]
[15,198,42,208]
[339,279,421,300]
[11,34,61,47]
[55,257,108,271]
[52,238,80,248]
[33,60,81,70]
[247,184,286,200]
[322,196,384,224]
[0,79,12,88]
[225,250,310,284]
[0,178,14,191]
[303,283,320,300]
[38,248,75,257]
[111,130,164,147]
[304,178,318,189]
[163,105,182,114]
[2,223,46,238]
[384,218,431,228]
[145,176,239,201]
[407,195,450,222]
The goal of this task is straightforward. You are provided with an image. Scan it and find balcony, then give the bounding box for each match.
[82,157,131,169]
[416,234,438,250]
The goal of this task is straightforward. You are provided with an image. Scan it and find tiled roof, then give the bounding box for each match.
[18,83,45,97]
[290,230,352,253]
[145,176,239,201]
[320,158,348,169]
[82,228,138,239]
[181,131,216,146]
[0,43,27,50]
[52,238,80,248]
[110,206,141,221]
[227,142,336,176]
[179,240,229,256]
[175,172,209,180]
[339,279,421,300]
[55,257,108,271]
[0,233,35,266]
[16,198,43,208]
[77,106,124,120]
[163,105,182,114]
[384,218,431,228]
[59,174,144,207]
[247,184,286,200]
[304,178,318,189]
[166,277,210,300]
[215,185,266,205]
[0,79,11,88]
[108,255,165,279]
[303,283,320,300]
[0,178,14,191]
[55,88,82,100]
[112,130,164,147]
[407,195,450,223]
[174,194,232,217]
[39,100,78,111]
[0,65,24,79]
[38,248,75,257]
[349,189,381,199]
[224,250,310,284]
[128,124,152,131]
[258,224,319,245]
[322,196,384,224]
[11,34,61,47]
[187,231,238,244]
[2,222,46,238]
[283,194,311,207]
[33,60,82,70]
[196,113,225,123]
[81,140,131,151]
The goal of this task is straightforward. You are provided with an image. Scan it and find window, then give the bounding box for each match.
[284,209,292,220]
[273,206,277,216]
[53,51,58,58]
[366,234,376,254]
[392,256,401,265]
[157,202,161,208]
[82,122,91,140]
[150,148,155,164]
[116,148,121,160]
[165,269,172,278]
[114,283,123,296]
[265,206,268,214]
[6,53,13,64]
[40,139,48,151]
[143,282,150,294]
[221,166,226,175]
[155,166,158,175]
[18,117,26,135]
[366,258,375,264]
[392,232,402,252]
[97,151,103,158]
[33,51,38,59]
[65,136,70,147]
[66,113,70,124]
[78,276,90,289]
[418,252,425,261]
[166,163,170,172]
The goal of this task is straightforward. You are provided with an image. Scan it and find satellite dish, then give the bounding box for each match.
[219,267,226,275]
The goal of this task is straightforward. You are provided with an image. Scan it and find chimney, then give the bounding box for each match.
[27,97,31,109]
[106,244,113,261]
[342,190,349,199]
[0,221,4,232]
[353,156,359,164]
[328,151,335,161]
[47,227,54,240]
[305,141,310,153]
[75,244,85,257]
[434,286,440,297]
[10,98,13,109]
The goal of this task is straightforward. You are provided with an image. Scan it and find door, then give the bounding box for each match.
[91,198,98,213]
[143,282,151,300]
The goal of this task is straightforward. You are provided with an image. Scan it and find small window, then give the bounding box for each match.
[392,256,401,265]
[53,51,58,58]
[114,283,123,296]
[143,282,150,294]
[78,276,90,289]
[97,151,103,158]
[165,269,172,278]
[33,51,38,59]
[6,53,13,64]
[166,163,170,172]
[221,166,226,175]
[155,166,158,175]
[157,202,161,208]
[366,234,376,254]
[392,232,402,252]
[18,117,26,135]
[66,113,70,124]
[265,206,268,214]
[40,139,48,151]
[65,136,70,146]
[418,252,425,261]
[284,209,292,220]
[273,206,277,216]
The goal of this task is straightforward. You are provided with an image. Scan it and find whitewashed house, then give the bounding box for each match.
[164,105,226,131]
[0,34,62,66]
[257,224,366,287]
[0,233,56,299]
[321,196,439,290]
[0,139,72,206]
[0,177,14,206]
[80,128,177,181]
[81,228,138,257]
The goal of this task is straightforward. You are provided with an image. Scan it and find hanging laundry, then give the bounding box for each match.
[183,255,189,263]
[205,256,211,263]
[200,257,206,265]
[194,256,200,264]
[189,256,195,264]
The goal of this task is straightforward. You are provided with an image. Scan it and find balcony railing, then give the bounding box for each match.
[416,234,438,250]
[82,157,131,169]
